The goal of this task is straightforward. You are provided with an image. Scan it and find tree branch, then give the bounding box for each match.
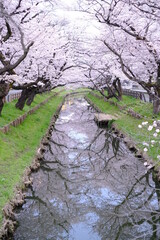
[0,42,34,75]
[3,21,12,42]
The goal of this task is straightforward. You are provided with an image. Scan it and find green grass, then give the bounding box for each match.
[87,92,160,165]
[0,91,55,128]
[111,95,155,118]
[74,88,92,93]
[88,93,120,115]
[92,90,160,119]
[0,93,64,226]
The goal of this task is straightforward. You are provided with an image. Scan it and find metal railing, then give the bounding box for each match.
[122,89,149,102]
[4,91,22,103]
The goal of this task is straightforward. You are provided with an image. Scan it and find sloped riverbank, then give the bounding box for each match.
[0,93,65,239]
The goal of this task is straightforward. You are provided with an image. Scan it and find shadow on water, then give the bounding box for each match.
[13,96,160,240]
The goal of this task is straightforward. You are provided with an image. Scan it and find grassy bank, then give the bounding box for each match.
[0,92,64,226]
[0,90,62,128]
[87,92,160,164]
[92,91,154,118]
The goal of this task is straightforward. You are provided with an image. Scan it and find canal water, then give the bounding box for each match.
[13,96,160,240]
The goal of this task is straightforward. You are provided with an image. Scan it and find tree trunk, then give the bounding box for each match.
[15,89,29,110]
[153,97,160,114]
[0,82,10,116]
[99,85,119,101]
[154,61,160,114]
[112,78,122,101]
[149,94,153,103]
[26,90,36,106]
[104,85,120,101]
[117,78,122,101]
[0,97,4,116]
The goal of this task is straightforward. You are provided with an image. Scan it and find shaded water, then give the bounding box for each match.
[13,96,160,240]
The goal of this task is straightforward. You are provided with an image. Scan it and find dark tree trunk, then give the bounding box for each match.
[153,87,160,114]
[99,85,119,101]
[117,78,122,100]
[0,82,10,116]
[112,78,122,101]
[108,86,115,98]
[153,98,160,114]
[0,97,4,116]
[100,83,121,101]
[26,90,36,106]
[15,89,30,110]
[149,94,153,103]
[153,61,160,114]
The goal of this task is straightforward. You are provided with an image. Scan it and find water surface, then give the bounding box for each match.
[13,96,160,240]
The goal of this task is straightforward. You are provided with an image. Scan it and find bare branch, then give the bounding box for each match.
[3,21,12,42]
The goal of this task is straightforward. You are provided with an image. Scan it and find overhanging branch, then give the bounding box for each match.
[0,41,34,75]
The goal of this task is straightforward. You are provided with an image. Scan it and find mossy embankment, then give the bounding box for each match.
[86,92,160,166]
[0,90,65,226]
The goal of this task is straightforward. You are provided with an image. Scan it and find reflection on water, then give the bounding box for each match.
[13,96,160,240]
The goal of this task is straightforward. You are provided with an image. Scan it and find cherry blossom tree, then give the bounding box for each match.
[15,46,75,110]
[0,0,42,115]
[0,0,77,114]
[80,0,160,113]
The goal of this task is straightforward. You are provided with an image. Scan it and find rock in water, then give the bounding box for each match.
[94,113,117,127]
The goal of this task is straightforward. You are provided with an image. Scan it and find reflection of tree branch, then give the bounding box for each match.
[115,221,133,240]
[25,187,70,233]
[114,173,149,213]
[15,96,160,239]
[94,170,160,238]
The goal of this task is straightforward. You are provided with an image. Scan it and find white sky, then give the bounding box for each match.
[54,6,102,38]
[59,0,78,9]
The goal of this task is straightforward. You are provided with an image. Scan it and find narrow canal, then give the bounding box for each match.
[13,96,160,240]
